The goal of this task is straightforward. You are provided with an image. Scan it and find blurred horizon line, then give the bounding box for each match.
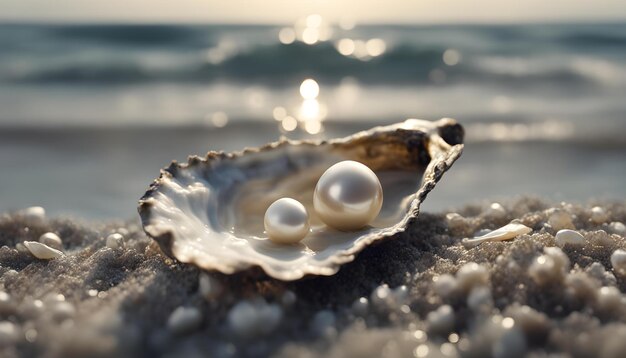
[1,18,626,27]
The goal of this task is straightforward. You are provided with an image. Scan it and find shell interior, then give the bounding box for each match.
[139,119,464,280]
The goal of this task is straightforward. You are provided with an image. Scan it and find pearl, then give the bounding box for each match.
[313,160,383,231]
[264,198,310,244]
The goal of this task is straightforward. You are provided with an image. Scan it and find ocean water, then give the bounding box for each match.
[1,23,625,218]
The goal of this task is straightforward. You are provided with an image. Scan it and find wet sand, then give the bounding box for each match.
[0,198,625,357]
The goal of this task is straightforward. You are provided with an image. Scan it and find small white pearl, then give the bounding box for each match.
[313,160,383,231]
[264,198,310,244]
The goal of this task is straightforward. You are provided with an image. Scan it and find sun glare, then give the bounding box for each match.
[299,79,320,100]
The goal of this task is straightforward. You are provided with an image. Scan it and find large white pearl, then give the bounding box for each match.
[313,160,383,231]
[264,198,310,244]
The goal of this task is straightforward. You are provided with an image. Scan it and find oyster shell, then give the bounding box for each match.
[138,118,464,280]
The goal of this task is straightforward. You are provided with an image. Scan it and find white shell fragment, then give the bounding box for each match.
[23,241,63,259]
[138,118,464,280]
[462,223,532,247]
[39,232,62,250]
[554,229,584,247]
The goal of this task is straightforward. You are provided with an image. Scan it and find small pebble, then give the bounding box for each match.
[23,241,63,259]
[3,270,18,281]
[281,290,296,307]
[51,301,76,322]
[492,325,526,358]
[39,232,63,250]
[167,306,202,335]
[467,286,493,312]
[351,297,369,316]
[590,206,609,224]
[456,262,489,292]
[529,247,570,285]
[610,249,626,275]
[198,273,222,300]
[485,202,506,219]
[554,229,584,247]
[371,284,392,309]
[106,233,124,249]
[434,274,457,298]
[609,222,626,235]
[19,299,44,319]
[311,310,336,335]
[547,209,575,230]
[15,243,29,254]
[544,247,570,271]
[0,321,18,346]
[586,262,617,286]
[505,305,550,339]
[596,286,623,312]
[393,285,408,302]
[227,299,283,337]
[20,206,45,222]
[24,328,37,343]
[446,213,466,232]
[0,292,15,316]
[427,305,455,333]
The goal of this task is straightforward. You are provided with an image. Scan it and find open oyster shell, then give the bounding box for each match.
[138,118,464,281]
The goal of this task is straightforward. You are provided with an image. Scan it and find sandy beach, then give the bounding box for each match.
[0,198,625,357]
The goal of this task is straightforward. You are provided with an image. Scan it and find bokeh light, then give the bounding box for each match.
[278,28,296,44]
[281,116,297,131]
[208,111,229,128]
[336,38,355,56]
[353,40,369,60]
[365,38,386,57]
[300,79,320,100]
[302,27,320,45]
[304,120,322,134]
[298,99,327,122]
[443,49,461,66]
[272,106,287,121]
[306,14,323,28]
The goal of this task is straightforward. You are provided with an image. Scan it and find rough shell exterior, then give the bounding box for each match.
[138,118,464,280]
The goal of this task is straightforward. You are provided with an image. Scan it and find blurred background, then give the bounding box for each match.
[1,0,625,218]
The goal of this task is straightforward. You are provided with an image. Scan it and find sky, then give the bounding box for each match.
[1,0,626,24]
